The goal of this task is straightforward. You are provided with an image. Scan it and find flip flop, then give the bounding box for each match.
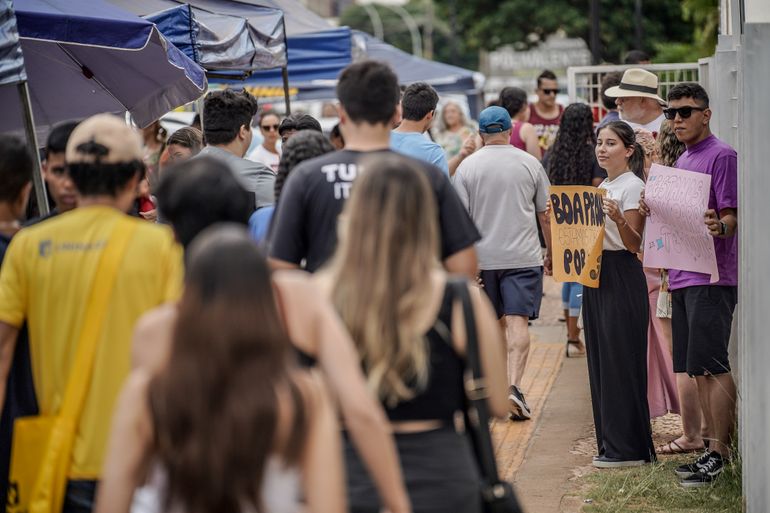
[656,439,705,455]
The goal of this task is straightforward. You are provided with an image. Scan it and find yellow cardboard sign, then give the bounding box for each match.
[549,186,606,288]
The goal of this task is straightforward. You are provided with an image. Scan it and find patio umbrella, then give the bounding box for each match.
[0,0,208,143]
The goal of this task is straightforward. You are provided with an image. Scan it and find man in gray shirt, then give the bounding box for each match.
[453,106,552,422]
[197,89,275,209]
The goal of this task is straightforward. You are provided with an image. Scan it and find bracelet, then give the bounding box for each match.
[616,217,627,228]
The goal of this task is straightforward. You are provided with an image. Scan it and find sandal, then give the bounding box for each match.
[656,439,705,455]
[566,340,586,358]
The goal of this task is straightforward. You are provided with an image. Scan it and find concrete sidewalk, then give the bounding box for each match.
[497,276,691,512]
[513,347,594,513]
[491,277,596,512]
[491,327,567,481]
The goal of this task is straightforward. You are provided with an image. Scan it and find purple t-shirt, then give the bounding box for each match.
[668,134,738,290]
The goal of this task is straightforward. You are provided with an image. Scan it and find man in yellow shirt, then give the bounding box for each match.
[0,114,183,510]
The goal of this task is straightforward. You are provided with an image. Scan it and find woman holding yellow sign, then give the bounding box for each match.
[584,121,656,469]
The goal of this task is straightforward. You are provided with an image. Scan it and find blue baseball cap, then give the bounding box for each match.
[478,106,512,134]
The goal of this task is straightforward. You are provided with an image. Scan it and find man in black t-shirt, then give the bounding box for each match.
[268,61,480,275]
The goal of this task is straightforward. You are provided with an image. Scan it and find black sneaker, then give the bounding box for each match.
[679,452,726,488]
[508,385,532,420]
[674,450,712,479]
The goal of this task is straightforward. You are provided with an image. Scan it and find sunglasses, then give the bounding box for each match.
[540,88,558,95]
[261,124,279,131]
[663,106,706,120]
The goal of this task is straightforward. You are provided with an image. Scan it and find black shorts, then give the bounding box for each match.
[479,267,543,320]
[672,285,737,376]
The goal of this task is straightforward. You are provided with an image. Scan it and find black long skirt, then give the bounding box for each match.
[345,426,482,513]
[582,250,655,462]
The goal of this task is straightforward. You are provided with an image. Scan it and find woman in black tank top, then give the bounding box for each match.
[320,155,508,513]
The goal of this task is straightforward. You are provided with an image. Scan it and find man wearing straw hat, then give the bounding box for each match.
[604,68,667,134]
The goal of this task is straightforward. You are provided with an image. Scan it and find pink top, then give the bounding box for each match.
[509,121,526,151]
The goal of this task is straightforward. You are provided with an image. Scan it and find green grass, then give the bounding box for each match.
[580,452,742,513]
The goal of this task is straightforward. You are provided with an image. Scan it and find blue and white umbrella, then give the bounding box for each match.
[0,0,208,140]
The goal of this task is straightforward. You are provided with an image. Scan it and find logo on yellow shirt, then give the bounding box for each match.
[39,240,52,258]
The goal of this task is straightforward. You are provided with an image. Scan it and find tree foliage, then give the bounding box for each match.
[340,0,717,69]
[655,0,719,62]
[339,1,478,69]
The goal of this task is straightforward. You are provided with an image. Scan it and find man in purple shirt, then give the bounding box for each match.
[641,82,738,487]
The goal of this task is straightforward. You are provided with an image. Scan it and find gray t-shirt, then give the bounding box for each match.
[453,144,550,270]
[197,145,275,208]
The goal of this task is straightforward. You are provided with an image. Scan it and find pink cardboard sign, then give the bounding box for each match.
[642,164,719,282]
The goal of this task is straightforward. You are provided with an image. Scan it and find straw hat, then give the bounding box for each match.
[604,68,666,104]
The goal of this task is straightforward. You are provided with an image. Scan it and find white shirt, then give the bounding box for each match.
[599,171,645,251]
[247,144,281,173]
[622,113,665,134]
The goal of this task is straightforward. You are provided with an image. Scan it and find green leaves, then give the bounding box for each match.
[339,0,717,68]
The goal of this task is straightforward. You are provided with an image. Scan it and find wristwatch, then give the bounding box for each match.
[719,221,728,236]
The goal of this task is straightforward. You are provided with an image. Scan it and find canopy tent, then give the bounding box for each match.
[221,30,483,116]
[204,0,352,89]
[108,0,287,73]
[356,31,478,94]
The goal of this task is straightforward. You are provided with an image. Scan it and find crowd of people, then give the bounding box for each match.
[0,56,738,512]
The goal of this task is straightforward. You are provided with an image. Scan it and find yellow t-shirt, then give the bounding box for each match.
[0,206,183,479]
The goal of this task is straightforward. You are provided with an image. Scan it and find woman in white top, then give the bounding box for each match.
[250,111,282,172]
[585,121,655,468]
[94,226,345,513]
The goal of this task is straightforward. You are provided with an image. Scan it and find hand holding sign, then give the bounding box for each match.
[704,209,722,237]
[549,185,606,288]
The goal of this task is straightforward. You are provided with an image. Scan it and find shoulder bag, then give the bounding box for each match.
[450,278,524,513]
[8,218,137,513]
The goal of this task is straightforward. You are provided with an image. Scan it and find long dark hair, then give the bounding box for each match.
[598,121,646,179]
[274,130,334,201]
[546,103,596,185]
[149,225,306,513]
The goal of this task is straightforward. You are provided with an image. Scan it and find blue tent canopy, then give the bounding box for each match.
[202,0,352,86]
[108,0,287,72]
[225,30,480,102]
[355,31,477,94]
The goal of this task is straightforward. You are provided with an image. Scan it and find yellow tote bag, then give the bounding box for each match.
[7,219,137,513]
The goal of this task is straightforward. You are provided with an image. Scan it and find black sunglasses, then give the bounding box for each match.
[261,124,279,131]
[663,106,706,120]
[540,88,558,95]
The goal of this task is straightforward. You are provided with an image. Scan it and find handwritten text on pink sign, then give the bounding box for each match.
[642,164,719,282]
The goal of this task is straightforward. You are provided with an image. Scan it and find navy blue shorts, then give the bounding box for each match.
[480,267,543,320]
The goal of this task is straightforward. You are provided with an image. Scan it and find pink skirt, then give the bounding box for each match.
[645,268,680,417]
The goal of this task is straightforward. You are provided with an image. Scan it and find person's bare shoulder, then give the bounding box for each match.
[132,303,178,372]
[274,269,329,305]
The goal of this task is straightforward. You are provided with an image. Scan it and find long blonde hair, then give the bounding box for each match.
[329,155,440,407]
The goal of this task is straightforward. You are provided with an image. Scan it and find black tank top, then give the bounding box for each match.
[384,284,466,423]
